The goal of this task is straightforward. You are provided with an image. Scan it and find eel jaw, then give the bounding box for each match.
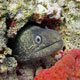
[28,40,63,60]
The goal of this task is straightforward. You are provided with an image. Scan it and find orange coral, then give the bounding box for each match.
[35,49,80,80]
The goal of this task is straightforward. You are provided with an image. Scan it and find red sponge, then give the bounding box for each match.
[35,49,80,80]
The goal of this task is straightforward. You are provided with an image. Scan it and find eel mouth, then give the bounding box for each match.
[37,40,62,52]
[29,40,63,59]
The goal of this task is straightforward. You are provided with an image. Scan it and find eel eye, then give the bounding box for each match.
[35,35,42,44]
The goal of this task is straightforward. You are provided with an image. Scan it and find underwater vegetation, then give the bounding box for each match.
[35,49,80,80]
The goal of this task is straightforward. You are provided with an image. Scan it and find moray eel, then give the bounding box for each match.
[11,26,63,61]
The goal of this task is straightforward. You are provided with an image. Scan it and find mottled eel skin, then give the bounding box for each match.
[12,26,63,62]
